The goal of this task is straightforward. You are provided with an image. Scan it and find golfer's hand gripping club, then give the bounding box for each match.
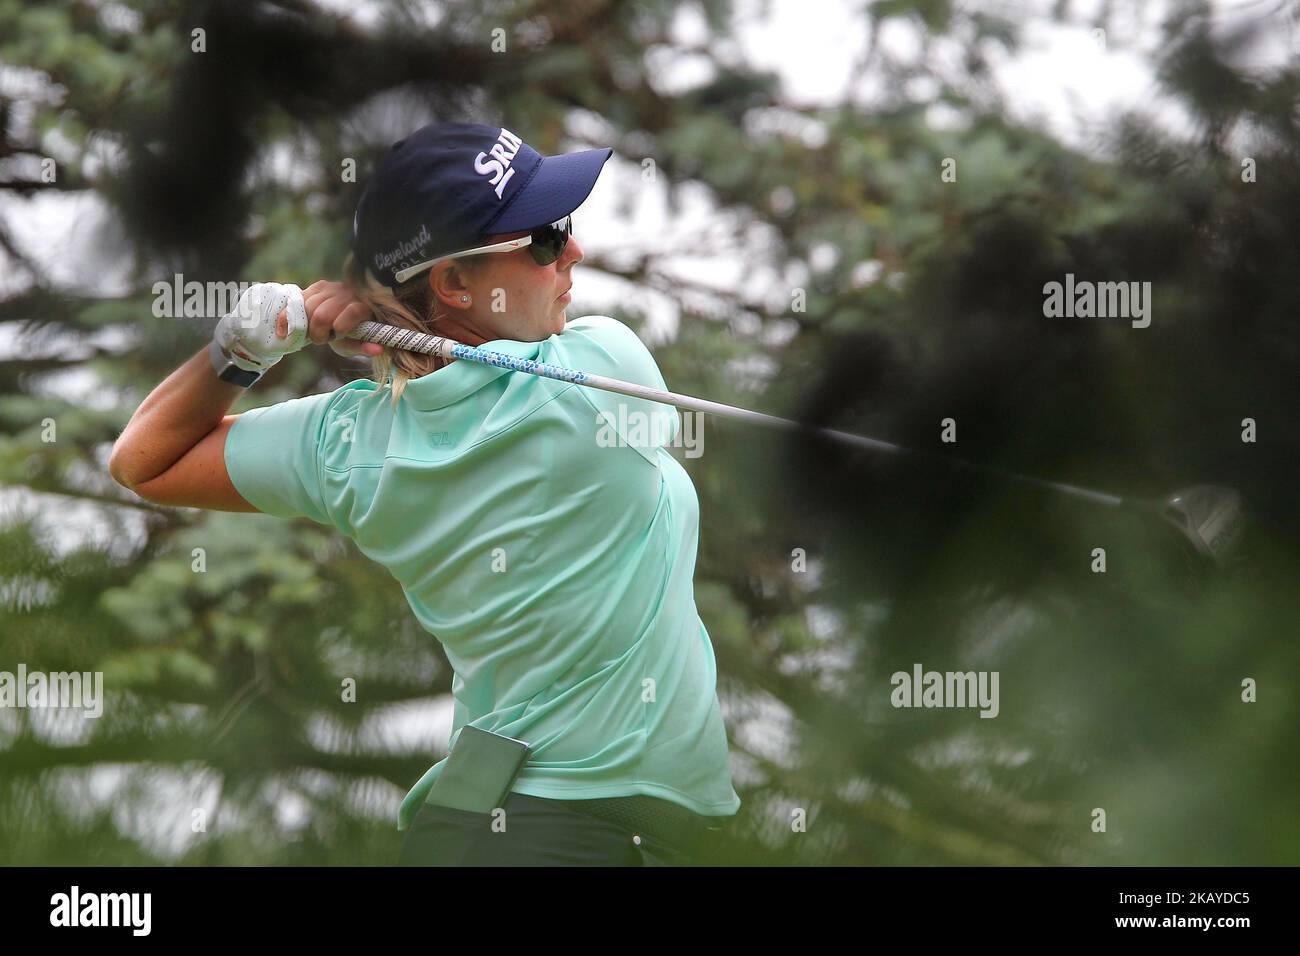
[212,282,311,374]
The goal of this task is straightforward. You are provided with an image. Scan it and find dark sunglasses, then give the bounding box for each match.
[520,215,573,266]
[393,216,574,283]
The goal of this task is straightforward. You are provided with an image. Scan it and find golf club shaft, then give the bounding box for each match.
[342,320,1127,509]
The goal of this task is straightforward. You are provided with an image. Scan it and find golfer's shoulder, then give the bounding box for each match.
[324,377,381,414]
[562,314,646,351]
[558,314,664,387]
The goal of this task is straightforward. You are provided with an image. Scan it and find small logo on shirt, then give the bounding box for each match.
[428,431,456,447]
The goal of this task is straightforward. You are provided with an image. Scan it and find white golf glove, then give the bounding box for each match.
[213,282,310,374]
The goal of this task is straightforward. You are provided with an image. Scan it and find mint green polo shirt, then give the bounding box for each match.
[225,315,742,831]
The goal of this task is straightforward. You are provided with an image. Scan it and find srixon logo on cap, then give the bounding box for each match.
[474,128,523,200]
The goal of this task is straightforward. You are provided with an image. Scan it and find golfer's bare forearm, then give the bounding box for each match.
[109,346,244,488]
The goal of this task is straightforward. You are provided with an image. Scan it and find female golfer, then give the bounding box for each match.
[109,122,742,866]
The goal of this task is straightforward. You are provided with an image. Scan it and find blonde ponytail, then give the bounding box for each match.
[341,252,475,407]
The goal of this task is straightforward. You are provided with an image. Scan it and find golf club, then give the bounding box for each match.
[336,321,1245,563]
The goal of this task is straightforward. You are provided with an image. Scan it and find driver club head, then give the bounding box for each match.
[1158,485,1245,564]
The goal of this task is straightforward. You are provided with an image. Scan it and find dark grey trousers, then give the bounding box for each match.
[397,791,709,866]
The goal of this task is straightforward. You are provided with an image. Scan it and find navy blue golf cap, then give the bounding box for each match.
[352,122,613,287]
